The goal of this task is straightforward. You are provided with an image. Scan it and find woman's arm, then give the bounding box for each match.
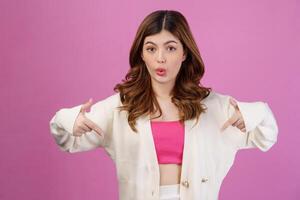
[49,94,117,153]
[223,95,279,151]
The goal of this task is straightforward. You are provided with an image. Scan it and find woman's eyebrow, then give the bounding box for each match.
[144,40,178,46]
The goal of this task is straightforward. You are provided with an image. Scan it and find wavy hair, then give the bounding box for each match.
[113,10,212,133]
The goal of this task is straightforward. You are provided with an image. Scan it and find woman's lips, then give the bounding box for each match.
[156,68,166,76]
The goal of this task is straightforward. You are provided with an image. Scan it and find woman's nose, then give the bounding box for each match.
[157,50,166,63]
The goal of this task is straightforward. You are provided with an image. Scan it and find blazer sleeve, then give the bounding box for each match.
[49,93,118,153]
[224,95,279,152]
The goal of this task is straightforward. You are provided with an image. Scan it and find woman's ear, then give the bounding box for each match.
[182,50,187,62]
[141,52,144,61]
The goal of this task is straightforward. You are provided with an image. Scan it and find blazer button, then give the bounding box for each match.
[201,178,208,183]
[181,180,189,188]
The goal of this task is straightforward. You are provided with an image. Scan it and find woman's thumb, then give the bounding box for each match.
[80,98,93,113]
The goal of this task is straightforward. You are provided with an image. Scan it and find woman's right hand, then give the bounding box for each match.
[72,98,103,137]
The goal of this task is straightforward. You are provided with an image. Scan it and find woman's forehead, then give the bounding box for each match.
[144,30,180,45]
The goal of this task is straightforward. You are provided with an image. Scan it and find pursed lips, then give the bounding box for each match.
[155,68,166,76]
[156,67,166,71]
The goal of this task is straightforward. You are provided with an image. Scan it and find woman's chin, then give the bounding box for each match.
[152,77,174,84]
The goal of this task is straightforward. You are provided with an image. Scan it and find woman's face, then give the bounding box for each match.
[141,29,186,85]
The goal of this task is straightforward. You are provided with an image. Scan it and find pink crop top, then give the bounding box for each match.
[150,120,185,164]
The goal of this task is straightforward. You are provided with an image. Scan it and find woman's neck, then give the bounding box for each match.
[151,80,175,99]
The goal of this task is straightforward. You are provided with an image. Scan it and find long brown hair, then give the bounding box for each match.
[113,10,212,133]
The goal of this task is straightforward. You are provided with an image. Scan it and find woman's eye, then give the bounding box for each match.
[146,47,155,52]
[168,46,176,51]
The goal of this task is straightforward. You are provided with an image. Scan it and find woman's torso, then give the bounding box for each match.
[150,98,182,186]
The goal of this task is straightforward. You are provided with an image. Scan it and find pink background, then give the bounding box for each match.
[1,0,299,199]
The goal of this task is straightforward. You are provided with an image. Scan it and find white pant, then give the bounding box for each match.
[159,184,180,200]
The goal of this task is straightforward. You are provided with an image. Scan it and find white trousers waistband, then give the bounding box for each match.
[159,184,180,200]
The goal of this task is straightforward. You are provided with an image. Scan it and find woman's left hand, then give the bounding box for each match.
[221,98,246,133]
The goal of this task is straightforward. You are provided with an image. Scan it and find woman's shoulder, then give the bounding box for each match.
[106,92,121,102]
[201,90,232,116]
[93,92,122,109]
[202,90,229,103]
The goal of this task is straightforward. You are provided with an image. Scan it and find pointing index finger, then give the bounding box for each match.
[220,113,238,132]
[84,119,104,136]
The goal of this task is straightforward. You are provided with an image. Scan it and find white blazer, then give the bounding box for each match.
[49,90,279,200]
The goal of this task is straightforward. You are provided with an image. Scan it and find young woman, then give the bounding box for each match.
[50,10,279,200]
